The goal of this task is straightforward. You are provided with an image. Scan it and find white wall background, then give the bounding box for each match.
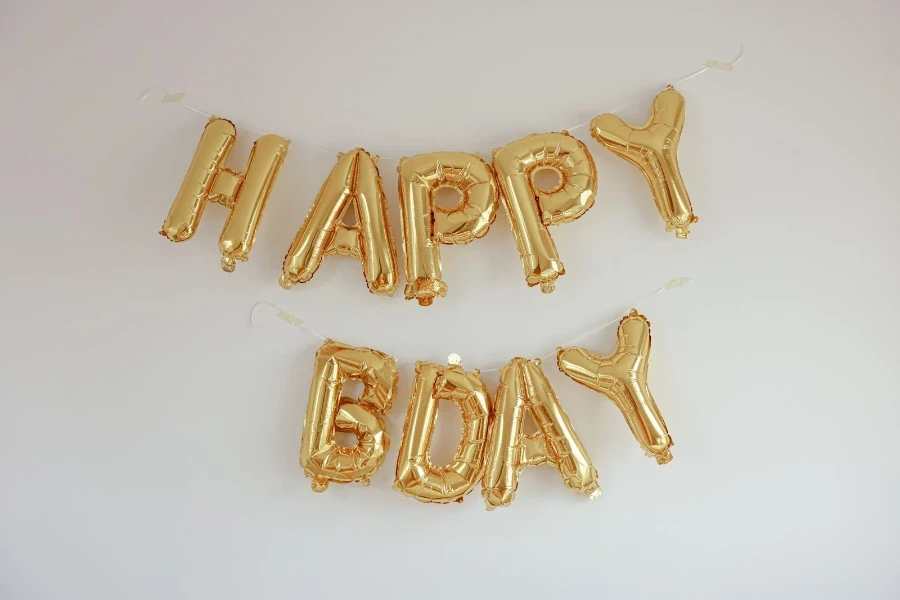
[2,1,898,598]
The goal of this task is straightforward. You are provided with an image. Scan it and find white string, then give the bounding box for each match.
[249,276,693,371]
[564,45,744,134]
[139,46,743,161]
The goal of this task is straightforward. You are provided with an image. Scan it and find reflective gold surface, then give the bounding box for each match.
[160,117,289,271]
[482,358,600,510]
[493,132,597,293]
[393,361,491,503]
[281,148,398,295]
[161,118,236,243]
[219,134,290,272]
[398,152,498,306]
[591,86,696,239]
[557,310,673,464]
[300,340,398,492]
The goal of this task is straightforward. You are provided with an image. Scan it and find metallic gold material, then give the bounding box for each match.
[481,358,600,510]
[590,86,697,239]
[557,309,673,464]
[398,152,498,306]
[300,340,398,492]
[281,148,398,294]
[493,132,597,293]
[393,360,491,503]
[160,117,289,271]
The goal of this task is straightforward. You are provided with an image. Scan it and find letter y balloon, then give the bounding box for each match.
[557,310,673,465]
[591,86,696,239]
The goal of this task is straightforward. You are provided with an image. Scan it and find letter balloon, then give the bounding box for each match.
[300,340,398,492]
[393,359,491,503]
[557,309,673,464]
[160,117,290,271]
[281,148,398,294]
[493,132,597,293]
[591,85,697,238]
[481,358,600,510]
[398,152,498,306]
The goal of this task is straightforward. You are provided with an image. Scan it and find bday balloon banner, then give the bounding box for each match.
[152,48,742,302]
[291,308,673,509]
[147,48,741,506]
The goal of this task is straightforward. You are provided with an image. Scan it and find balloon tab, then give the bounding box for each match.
[704,60,733,71]
[663,277,692,290]
[161,92,186,103]
[274,311,304,327]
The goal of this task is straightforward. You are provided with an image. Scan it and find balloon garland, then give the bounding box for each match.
[159,86,694,297]
[153,47,743,505]
[295,309,670,508]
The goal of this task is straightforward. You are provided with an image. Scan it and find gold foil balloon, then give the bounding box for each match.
[557,309,673,464]
[398,152,498,306]
[281,148,398,295]
[482,358,600,510]
[493,132,597,293]
[300,340,398,492]
[393,358,491,503]
[160,117,290,271]
[590,85,697,238]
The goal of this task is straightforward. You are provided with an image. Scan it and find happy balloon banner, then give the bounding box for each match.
[159,84,700,302]
[296,308,672,508]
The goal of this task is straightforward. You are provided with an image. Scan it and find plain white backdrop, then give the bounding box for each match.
[1,1,898,598]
